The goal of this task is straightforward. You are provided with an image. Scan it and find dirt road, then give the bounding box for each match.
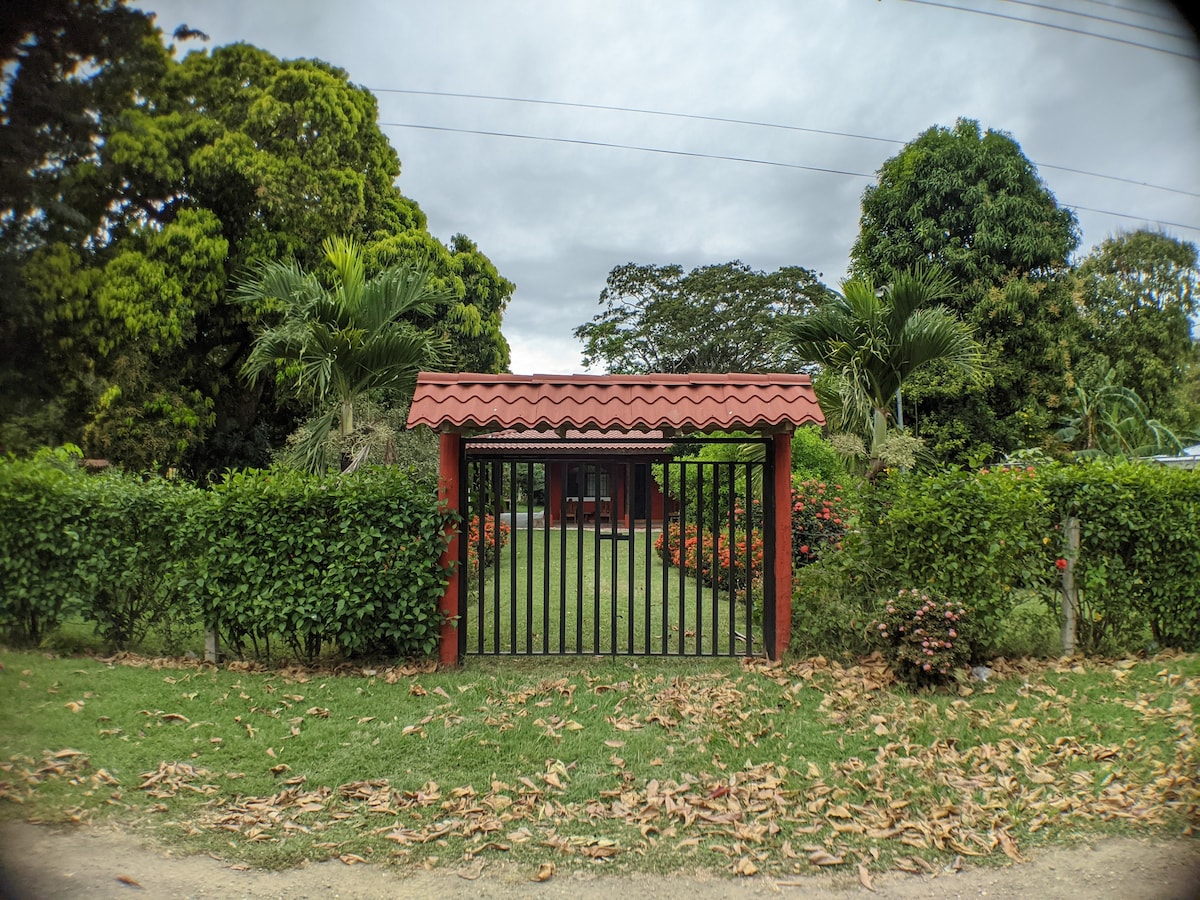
[1,821,1197,899]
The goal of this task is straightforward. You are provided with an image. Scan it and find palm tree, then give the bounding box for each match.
[237,236,448,472]
[782,266,981,480]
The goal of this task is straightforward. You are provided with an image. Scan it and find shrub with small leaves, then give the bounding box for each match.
[466,514,511,575]
[873,588,972,685]
[791,478,853,567]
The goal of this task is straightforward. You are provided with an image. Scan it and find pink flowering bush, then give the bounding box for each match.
[872,588,972,686]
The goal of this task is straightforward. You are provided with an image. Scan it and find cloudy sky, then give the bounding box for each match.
[134,0,1200,374]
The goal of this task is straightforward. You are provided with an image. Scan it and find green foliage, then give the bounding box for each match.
[849,119,1083,466]
[1042,461,1200,651]
[0,453,91,644]
[872,588,973,685]
[790,425,849,482]
[864,466,1053,658]
[790,547,875,660]
[237,236,447,473]
[3,11,512,476]
[575,260,829,373]
[784,265,981,479]
[188,466,453,661]
[1074,230,1199,427]
[75,472,202,651]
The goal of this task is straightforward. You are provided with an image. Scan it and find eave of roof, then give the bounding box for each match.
[407,373,824,434]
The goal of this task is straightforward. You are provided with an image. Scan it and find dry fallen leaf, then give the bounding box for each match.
[732,856,758,876]
[857,863,875,892]
[532,862,556,882]
[339,853,368,865]
[809,849,845,867]
[114,874,142,887]
[457,860,485,880]
[997,830,1026,862]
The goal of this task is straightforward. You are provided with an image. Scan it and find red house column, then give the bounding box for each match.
[437,432,462,667]
[771,431,793,659]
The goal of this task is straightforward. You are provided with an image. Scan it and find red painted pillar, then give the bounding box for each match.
[437,432,462,667]
[772,431,793,659]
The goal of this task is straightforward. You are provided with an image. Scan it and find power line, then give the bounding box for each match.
[381,120,1200,233]
[378,122,878,179]
[994,0,1194,40]
[373,88,900,147]
[901,0,1200,59]
[374,88,1200,199]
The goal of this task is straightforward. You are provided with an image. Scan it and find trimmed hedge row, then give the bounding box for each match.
[0,457,453,660]
[853,459,1200,658]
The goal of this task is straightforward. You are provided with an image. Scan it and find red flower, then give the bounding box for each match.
[1055,558,1068,570]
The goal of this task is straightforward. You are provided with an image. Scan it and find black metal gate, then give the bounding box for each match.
[459,439,774,657]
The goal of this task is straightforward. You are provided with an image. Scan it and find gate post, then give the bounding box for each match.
[770,431,793,659]
[437,432,463,667]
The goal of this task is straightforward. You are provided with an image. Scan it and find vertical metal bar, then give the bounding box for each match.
[575,462,584,654]
[705,465,715,657]
[644,465,652,655]
[609,466,618,655]
[678,461,687,656]
[745,458,755,656]
[490,461,502,654]
[525,462,534,654]
[626,463,634,655]
[542,464,550,655]
[558,463,567,654]
[474,461,485,655]
[509,461,517,654]
[592,463,601,655]
[720,460,729,657]
[661,463,670,656]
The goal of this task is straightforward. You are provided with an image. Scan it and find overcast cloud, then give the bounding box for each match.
[134,0,1200,373]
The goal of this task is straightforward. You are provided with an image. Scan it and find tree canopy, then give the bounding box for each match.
[574,260,830,374]
[849,119,1082,464]
[1073,230,1199,430]
[1,2,512,475]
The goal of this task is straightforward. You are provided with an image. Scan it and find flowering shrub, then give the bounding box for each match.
[467,514,510,575]
[791,479,853,567]
[873,588,972,686]
[655,522,764,591]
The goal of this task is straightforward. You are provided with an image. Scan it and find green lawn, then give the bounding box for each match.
[467,526,760,657]
[2,648,1196,878]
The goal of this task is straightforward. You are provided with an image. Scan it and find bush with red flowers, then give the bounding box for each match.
[466,514,510,575]
[872,588,973,686]
[791,478,853,568]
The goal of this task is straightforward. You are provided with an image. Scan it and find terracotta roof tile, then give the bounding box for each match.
[408,373,823,433]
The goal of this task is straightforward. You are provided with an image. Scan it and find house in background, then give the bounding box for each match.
[464,429,678,527]
[1149,443,1200,470]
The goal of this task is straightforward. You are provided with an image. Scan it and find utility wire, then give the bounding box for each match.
[901,0,1200,59]
[994,0,1194,40]
[378,122,878,179]
[374,88,1200,199]
[381,121,1200,233]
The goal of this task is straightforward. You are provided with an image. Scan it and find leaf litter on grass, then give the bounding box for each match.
[2,649,1198,881]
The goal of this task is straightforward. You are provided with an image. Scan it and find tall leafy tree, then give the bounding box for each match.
[237,237,447,473]
[1073,230,1199,429]
[2,4,512,473]
[575,260,830,373]
[849,119,1081,464]
[783,266,981,480]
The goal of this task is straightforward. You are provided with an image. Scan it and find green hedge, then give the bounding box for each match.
[187,467,453,661]
[863,465,1053,657]
[1,455,453,660]
[0,453,92,644]
[850,460,1200,658]
[1042,461,1200,651]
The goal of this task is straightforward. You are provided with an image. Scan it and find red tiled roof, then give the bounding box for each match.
[466,428,675,454]
[408,373,824,433]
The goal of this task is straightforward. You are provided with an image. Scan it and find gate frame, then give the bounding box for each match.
[409,373,825,666]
